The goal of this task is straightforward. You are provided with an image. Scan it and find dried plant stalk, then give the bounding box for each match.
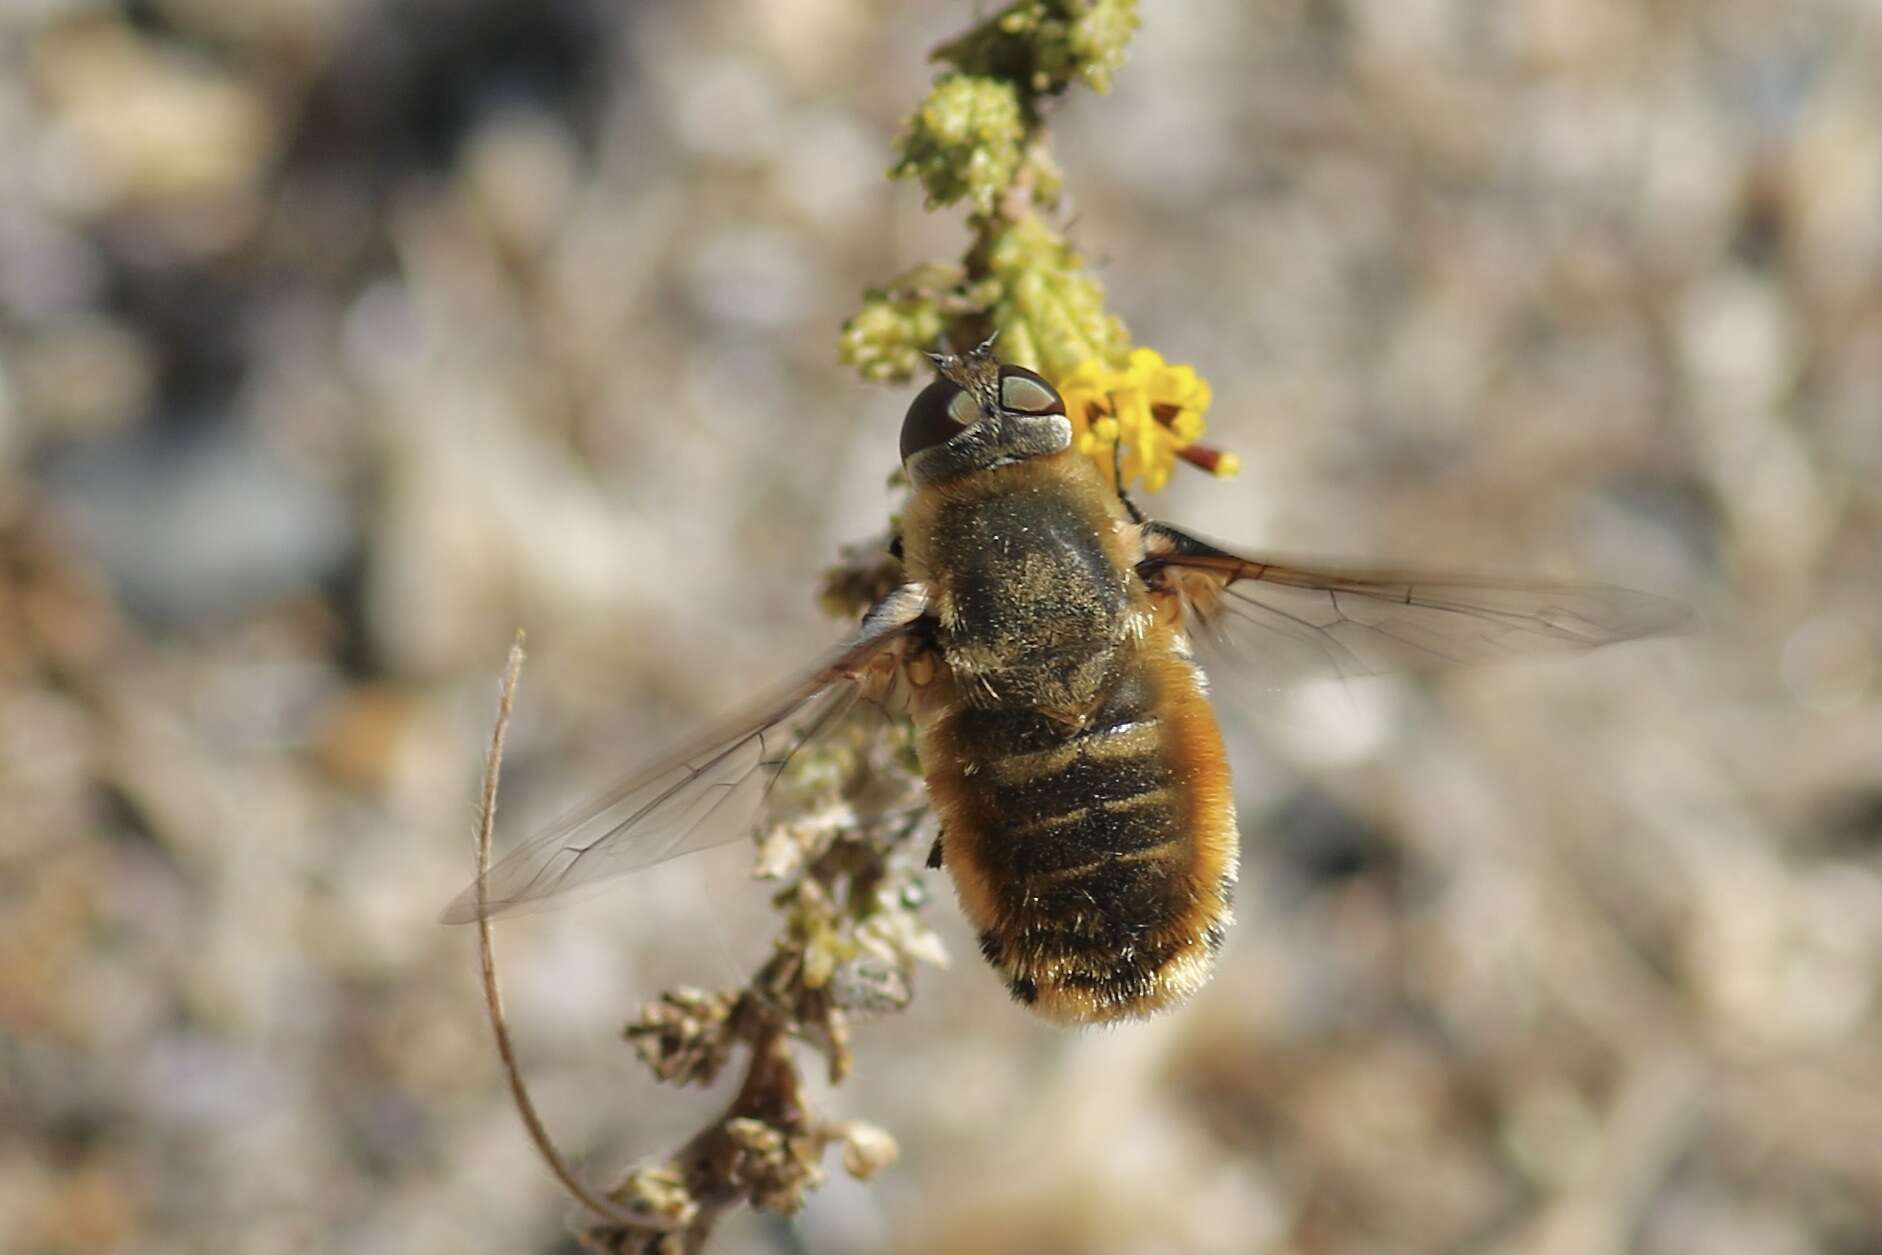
[474,5,1174,1248]
[469,625,929,1252]
[582,681,931,1252]
[472,634,644,1229]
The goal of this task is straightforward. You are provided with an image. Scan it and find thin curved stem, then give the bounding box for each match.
[474,633,650,1229]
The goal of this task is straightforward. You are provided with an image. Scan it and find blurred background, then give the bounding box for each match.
[3,1,1880,1252]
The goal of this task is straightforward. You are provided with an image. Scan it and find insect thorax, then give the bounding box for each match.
[906,457,1143,715]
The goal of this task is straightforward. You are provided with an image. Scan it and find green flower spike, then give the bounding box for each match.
[933,0,1142,96]
[985,215,1130,380]
[891,74,1024,215]
[840,293,946,384]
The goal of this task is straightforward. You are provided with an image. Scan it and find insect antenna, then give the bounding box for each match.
[927,333,1003,414]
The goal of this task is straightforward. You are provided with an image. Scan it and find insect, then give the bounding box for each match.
[443,341,1684,1023]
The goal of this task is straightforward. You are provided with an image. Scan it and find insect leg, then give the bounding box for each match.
[1111,437,1147,525]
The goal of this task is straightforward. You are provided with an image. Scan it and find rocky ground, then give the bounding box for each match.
[3,2,1880,1252]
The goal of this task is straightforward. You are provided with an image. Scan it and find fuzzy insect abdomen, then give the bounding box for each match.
[922,637,1236,1022]
[901,458,1238,1022]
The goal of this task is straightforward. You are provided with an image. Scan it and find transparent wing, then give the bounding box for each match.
[1138,522,1688,696]
[441,585,930,924]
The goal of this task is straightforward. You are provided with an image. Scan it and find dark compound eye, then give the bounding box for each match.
[900,378,979,461]
[998,365,1065,416]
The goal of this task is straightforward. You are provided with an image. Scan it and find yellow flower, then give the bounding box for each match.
[1054,347,1235,493]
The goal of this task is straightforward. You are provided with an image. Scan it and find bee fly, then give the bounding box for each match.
[444,341,1684,1023]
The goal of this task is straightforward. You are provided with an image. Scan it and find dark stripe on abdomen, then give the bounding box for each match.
[952,711,1192,929]
[992,734,1167,830]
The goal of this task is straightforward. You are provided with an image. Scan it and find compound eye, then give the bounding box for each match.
[998,365,1065,416]
[900,379,979,462]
